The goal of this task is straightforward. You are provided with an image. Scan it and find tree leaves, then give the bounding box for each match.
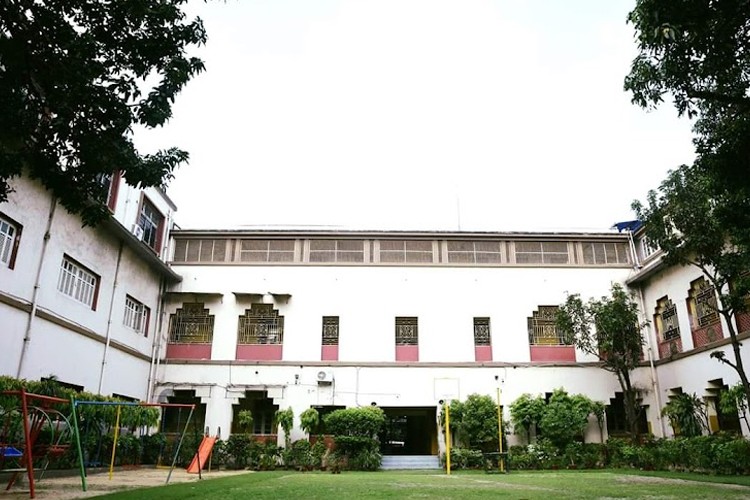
[0,0,206,224]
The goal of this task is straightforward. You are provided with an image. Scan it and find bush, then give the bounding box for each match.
[323,406,385,471]
[441,448,484,470]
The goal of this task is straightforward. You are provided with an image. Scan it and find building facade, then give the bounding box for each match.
[0,175,179,401]
[3,178,749,457]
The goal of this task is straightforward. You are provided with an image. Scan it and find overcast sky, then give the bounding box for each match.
[133,0,696,232]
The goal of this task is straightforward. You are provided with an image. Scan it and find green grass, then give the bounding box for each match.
[93,469,750,499]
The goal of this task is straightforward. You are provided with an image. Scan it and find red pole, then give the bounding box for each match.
[20,388,36,499]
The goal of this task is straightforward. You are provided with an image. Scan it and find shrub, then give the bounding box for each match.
[323,406,385,471]
[300,408,320,435]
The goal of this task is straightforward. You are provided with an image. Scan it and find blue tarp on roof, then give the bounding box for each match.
[612,220,643,233]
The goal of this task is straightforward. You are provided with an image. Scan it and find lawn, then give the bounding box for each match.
[95,469,750,499]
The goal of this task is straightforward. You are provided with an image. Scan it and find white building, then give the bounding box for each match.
[2,178,749,458]
[0,175,179,401]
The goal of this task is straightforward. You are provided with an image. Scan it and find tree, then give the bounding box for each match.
[509,393,545,445]
[662,392,708,437]
[537,390,596,450]
[275,408,294,448]
[0,1,206,225]
[632,166,750,411]
[557,284,646,442]
[719,382,749,432]
[447,394,501,453]
[625,0,750,197]
[299,407,320,436]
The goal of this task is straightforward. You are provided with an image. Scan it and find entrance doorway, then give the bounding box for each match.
[379,407,438,455]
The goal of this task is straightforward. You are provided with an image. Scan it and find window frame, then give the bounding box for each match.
[57,255,100,310]
[0,213,22,270]
[473,317,491,346]
[527,306,566,345]
[137,195,165,253]
[395,316,419,346]
[322,316,340,345]
[123,295,151,336]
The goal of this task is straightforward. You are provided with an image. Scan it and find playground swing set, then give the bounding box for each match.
[0,389,217,499]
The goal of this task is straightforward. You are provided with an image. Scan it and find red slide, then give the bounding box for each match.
[186,436,217,474]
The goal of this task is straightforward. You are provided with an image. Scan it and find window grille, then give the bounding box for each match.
[239,240,295,262]
[656,298,680,341]
[473,317,491,346]
[322,316,339,345]
[168,303,214,343]
[123,296,149,335]
[309,240,364,263]
[395,317,418,345]
[57,256,98,308]
[173,239,227,263]
[582,242,630,265]
[0,216,17,266]
[515,241,569,264]
[237,304,284,344]
[527,306,565,345]
[138,199,164,250]
[690,278,719,328]
[448,241,503,264]
[380,240,433,263]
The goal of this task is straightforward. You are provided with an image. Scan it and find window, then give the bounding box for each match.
[322,316,339,345]
[473,317,491,346]
[231,391,278,435]
[123,295,150,336]
[168,303,215,343]
[514,241,569,264]
[447,241,503,264]
[582,242,630,265]
[688,277,719,328]
[527,306,566,345]
[0,214,21,269]
[639,237,659,261]
[379,240,433,263]
[96,170,121,211]
[655,297,680,341]
[172,239,227,263]
[395,317,418,345]
[237,304,284,344]
[309,240,365,263]
[137,197,165,251]
[239,240,295,262]
[57,256,99,309]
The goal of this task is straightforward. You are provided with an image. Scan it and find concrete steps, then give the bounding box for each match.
[380,455,441,470]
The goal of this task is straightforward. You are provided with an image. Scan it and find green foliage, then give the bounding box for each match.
[299,407,320,435]
[225,434,253,469]
[323,406,385,471]
[323,406,385,437]
[662,393,709,438]
[557,285,645,441]
[0,0,207,225]
[237,410,253,434]
[441,447,484,470]
[720,383,749,428]
[509,394,545,444]
[275,407,294,446]
[447,394,501,453]
[538,390,595,450]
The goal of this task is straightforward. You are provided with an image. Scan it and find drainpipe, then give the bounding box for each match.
[637,284,666,438]
[149,278,170,402]
[146,277,166,402]
[16,197,57,378]
[97,241,124,394]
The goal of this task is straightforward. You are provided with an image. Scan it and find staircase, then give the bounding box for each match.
[381,455,441,470]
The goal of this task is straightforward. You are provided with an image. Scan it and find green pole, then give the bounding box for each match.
[70,397,87,492]
[166,406,194,485]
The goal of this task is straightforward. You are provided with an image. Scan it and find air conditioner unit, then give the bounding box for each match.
[131,224,144,241]
[316,370,334,385]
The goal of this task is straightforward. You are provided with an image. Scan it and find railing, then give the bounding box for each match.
[528,324,565,345]
[168,320,214,343]
[237,321,284,345]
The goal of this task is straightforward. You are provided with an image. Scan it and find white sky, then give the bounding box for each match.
[133,0,696,232]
